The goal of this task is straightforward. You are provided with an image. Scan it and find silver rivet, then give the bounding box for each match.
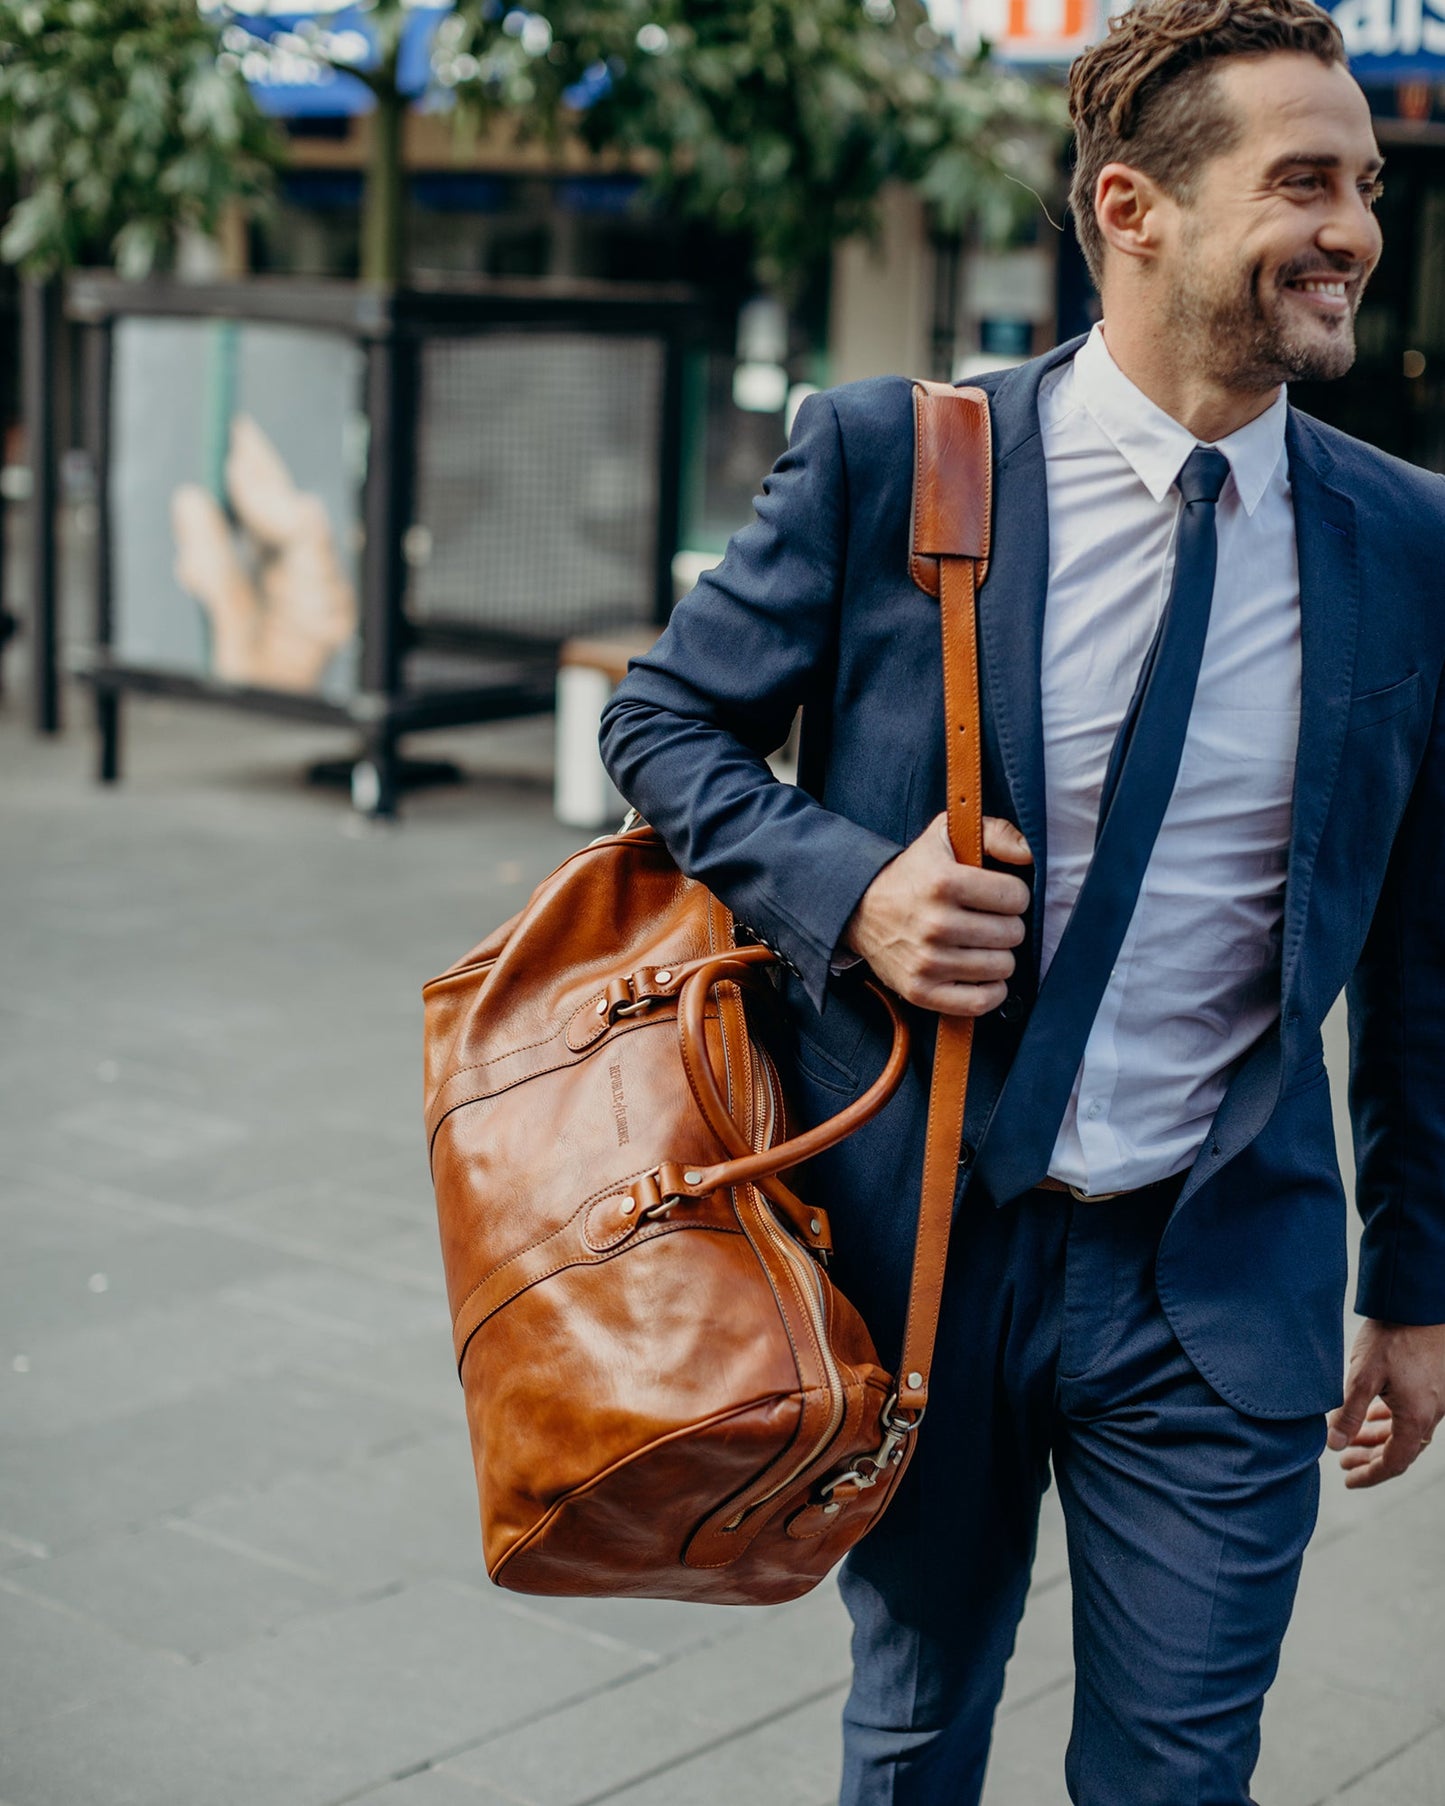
[683,1170,703,1186]
[823,1501,841,1516]
[595,998,607,1016]
[809,1217,822,1235]
[906,1371,923,1390]
[620,1198,636,1216]
[654,968,672,985]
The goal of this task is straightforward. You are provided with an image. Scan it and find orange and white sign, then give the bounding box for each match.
[931,0,1104,60]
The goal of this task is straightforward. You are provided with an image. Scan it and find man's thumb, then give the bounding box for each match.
[1327,1378,1374,1451]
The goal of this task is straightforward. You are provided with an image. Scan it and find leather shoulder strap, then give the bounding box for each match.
[894,381,992,1421]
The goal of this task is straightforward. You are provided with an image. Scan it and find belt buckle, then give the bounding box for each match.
[1067,1182,1130,1202]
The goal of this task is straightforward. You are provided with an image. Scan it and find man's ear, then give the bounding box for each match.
[1094,162,1172,270]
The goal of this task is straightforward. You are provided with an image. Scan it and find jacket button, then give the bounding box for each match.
[959,1140,974,1168]
[998,995,1024,1023]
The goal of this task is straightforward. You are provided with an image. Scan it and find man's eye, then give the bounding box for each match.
[1361,180,1385,208]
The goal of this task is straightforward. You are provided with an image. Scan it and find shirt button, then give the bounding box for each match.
[1085,1100,1102,1120]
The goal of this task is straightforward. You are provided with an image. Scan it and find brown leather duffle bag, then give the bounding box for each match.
[423,381,991,1605]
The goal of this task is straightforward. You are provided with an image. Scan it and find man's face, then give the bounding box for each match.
[1153,53,1384,390]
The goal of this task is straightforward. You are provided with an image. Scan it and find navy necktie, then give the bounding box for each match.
[972,445,1231,1204]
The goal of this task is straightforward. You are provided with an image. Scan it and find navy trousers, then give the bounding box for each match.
[837,1179,1326,1806]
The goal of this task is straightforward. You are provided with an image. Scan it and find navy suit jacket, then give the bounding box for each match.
[600,337,1445,1420]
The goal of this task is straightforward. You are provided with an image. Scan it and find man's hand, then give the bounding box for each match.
[843,812,1033,1017]
[1326,1319,1445,1488]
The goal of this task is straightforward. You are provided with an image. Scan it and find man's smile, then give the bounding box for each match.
[1278,269,1358,316]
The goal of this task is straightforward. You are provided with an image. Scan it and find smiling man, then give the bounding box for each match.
[599,1,1445,1800]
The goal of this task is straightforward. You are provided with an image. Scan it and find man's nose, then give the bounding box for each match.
[1318,187,1383,270]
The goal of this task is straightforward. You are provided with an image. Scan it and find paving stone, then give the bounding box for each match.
[0,1580,183,1738]
[982,1676,1073,1806]
[0,1579,644,1806]
[0,1367,427,1549]
[291,1325,466,1425]
[10,1519,342,1658]
[1253,1670,1437,1806]
[182,1432,486,1597]
[446,1588,851,1806]
[223,1263,447,1345]
[0,1215,295,1345]
[0,1286,394,1441]
[1271,1477,1445,1708]
[352,1773,504,1806]
[593,1685,847,1806]
[200,1175,433,1253]
[506,1590,755,1661]
[1332,1721,1445,1804]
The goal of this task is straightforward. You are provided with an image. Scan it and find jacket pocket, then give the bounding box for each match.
[1347,672,1420,731]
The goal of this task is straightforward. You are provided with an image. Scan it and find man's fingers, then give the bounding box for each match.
[982,816,1034,866]
[919,907,1025,953]
[1335,1397,1436,1487]
[915,945,1016,985]
[916,979,1009,1019]
[932,863,1033,918]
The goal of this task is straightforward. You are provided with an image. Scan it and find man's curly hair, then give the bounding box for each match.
[1068,0,1347,287]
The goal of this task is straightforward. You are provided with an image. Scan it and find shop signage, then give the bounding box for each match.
[933,0,1445,72]
[1319,0,1445,77]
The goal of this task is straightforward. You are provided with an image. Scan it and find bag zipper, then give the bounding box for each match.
[718,1038,847,1529]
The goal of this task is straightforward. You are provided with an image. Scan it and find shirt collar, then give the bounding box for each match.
[1072,323,1288,517]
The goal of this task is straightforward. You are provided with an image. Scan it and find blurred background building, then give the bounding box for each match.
[0,0,1441,814]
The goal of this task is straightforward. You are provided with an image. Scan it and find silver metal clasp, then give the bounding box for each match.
[818,1392,926,1503]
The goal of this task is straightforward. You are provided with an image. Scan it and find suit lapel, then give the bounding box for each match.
[1279,411,1360,1009]
[975,337,1083,968]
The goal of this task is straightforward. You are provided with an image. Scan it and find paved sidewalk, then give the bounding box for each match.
[1,689,1442,1806]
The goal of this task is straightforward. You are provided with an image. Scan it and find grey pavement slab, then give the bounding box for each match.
[0,1579,185,1739]
[3,689,1444,1806]
[445,1588,851,1805]
[7,1518,344,1659]
[351,1776,501,1806]
[0,1366,429,1549]
[583,1685,849,1806]
[1332,1722,1445,1803]
[0,1579,648,1806]
[180,1431,487,1597]
[983,1677,1074,1806]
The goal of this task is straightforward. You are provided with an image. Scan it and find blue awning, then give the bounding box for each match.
[1311,0,1445,80]
[222,5,450,116]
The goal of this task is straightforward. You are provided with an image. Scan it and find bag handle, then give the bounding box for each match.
[892,380,992,1423]
[671,955,909,1209]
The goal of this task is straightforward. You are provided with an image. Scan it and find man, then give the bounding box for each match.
[599,1,1445,1799]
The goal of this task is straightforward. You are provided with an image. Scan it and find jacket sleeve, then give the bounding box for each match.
[1347,667,1445,1324]
[599,390,902,1011]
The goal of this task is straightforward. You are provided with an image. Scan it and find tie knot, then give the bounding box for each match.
[1177,445,1230,507]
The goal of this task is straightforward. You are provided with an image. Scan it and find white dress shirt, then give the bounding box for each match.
[1036,325,1300,1194]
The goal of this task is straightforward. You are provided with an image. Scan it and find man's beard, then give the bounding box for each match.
[1165,246,1365,390]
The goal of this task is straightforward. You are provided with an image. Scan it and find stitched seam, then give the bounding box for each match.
[427,1014,672,1152]
[491,1389,827,1582]
[456,1221,743,1371]
[449,1160,671,1332]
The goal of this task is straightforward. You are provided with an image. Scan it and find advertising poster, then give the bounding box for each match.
[110,318,365,700]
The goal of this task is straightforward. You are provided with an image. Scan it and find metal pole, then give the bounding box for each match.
[654,322,687,624]
[21,276,59,733]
